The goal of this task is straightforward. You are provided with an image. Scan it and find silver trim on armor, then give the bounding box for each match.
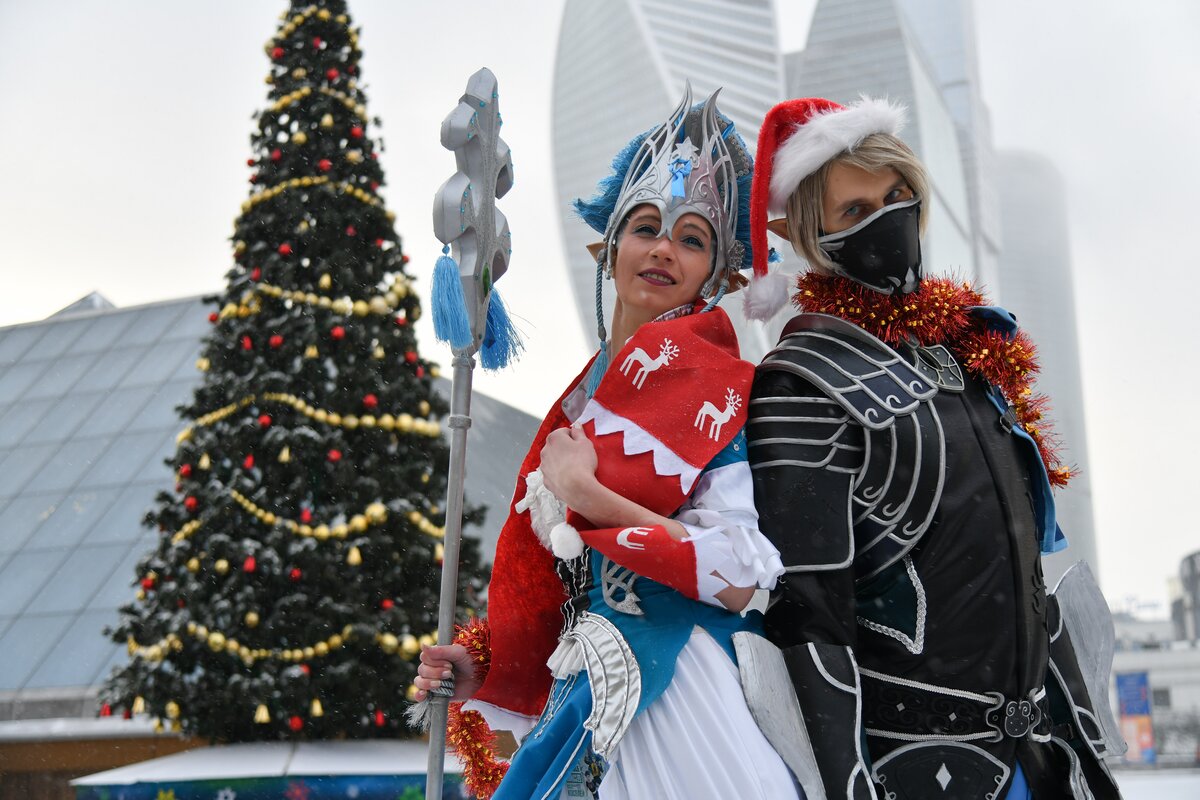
[856,556,926,654]
[870,741,1010,800]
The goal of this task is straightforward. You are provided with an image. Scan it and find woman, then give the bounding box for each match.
[413,86,800,800]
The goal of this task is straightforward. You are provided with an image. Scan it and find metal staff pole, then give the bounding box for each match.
[425,67,514,800]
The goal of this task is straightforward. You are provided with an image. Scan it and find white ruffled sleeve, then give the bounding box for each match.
[674,450,786,607]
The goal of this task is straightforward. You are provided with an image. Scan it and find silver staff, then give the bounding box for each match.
[425,66,514,800]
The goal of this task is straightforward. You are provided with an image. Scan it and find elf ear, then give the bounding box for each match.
[766,218,791,240]
[585,242,605,260]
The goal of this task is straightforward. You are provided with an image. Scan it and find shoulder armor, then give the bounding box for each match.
[758,314,937,430]
[752,314,946,580]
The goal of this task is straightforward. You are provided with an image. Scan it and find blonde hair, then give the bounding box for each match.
[783,133,930,272]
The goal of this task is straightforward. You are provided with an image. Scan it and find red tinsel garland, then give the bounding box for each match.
[793,273,1072,487]
[444,617,508,799]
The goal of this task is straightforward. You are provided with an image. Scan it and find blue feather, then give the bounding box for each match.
[479,289,523,370]
[431,246,472,349]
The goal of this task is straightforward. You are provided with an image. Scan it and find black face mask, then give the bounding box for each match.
[817,198,922,295]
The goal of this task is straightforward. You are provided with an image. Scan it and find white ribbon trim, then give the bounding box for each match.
[578,400,702,495]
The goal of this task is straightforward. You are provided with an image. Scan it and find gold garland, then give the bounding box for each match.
[240,176,383,214]
[176,392,440,446]
[269,85,368,121]
[128,623,433,666]
[171,497,444,543]
[250,276,411,318]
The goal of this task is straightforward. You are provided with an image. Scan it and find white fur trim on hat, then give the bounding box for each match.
[768,96,907,213]
[742,270,791,321]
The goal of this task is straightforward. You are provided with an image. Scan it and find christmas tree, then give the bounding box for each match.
[102,0,487,742]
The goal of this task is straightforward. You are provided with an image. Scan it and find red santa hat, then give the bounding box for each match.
[743,96,907,321]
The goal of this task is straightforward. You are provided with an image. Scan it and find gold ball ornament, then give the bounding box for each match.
[186,558,200,573]
[346,545,363,566]
[318,273,332,290]
[320,113,334,129]
[244,611,260,628]
[214,558,230,574]
[292,131,308,145]
[207,631,226,651]
[165,701,181,720]
[305,345,319,359]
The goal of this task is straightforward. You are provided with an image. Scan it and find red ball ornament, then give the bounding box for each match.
[370,180,380,192]
[243,555,257,573]
[362,393,378,409]
[318,158,332,172]
[99,703,112,718]
[330,326,346,341]
[395,316,408,327]
[345,225,357,236]
[184,496,198,512]
[299,508,313,524]
[327,449,342,463]
[269,334,284,349]
[401,254,410,264]
[271,46,285,59]
[289,715,304,732]
[415,366,425,379]
[350,126,363,139]
[289,567,303,582]
[123,709,132,720]
[380,598,394,610]
[311,36,322,48]
[250,267,262,281]
[374,238,385,248]
[374,709,386,727]
[258,414,272,428]
[248,173,258,185]
[242,335,253,351]
[246,158,256,167]
[347,64,356,74]
[271,148,282,162]
[140,576,156,591]
[208,312,218,323]
[278,242,293,256]
[325,67,339,81]
[299,663,311,675]
[179,463,193,477]
[177,598,186,609]
[243,454,255,470]
[404,351,417,364]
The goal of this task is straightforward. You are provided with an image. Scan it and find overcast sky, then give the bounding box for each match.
[0,1,1195,614]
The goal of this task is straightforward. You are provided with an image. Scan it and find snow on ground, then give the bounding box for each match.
[1114,768,1200,800]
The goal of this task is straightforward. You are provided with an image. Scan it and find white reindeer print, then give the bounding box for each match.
[694,388,743,441]
[620,338,681,390]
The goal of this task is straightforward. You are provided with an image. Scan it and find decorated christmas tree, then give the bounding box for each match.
[102,0,487,742]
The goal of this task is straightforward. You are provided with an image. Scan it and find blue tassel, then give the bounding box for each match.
[479,289,523,370]
[431,246,472,349]
[584,341,608,398]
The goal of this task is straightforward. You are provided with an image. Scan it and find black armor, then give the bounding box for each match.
[750,313,1121,800]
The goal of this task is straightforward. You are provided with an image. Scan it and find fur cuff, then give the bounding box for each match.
[550,522,585,560]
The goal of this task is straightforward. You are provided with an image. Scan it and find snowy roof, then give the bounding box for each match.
[0,295,537,718]
[71,740,462,785]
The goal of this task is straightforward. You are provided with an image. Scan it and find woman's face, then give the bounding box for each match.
[821,162,914,234]
[612,204,714,320]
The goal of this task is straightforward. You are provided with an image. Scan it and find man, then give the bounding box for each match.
[738,96,1123,800]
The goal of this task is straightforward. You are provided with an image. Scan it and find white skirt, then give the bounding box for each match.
[596,627,802,800]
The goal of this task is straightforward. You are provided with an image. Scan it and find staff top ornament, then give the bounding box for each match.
[431,67,521,369]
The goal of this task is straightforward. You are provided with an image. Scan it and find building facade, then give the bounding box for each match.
[551,0,785,360]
